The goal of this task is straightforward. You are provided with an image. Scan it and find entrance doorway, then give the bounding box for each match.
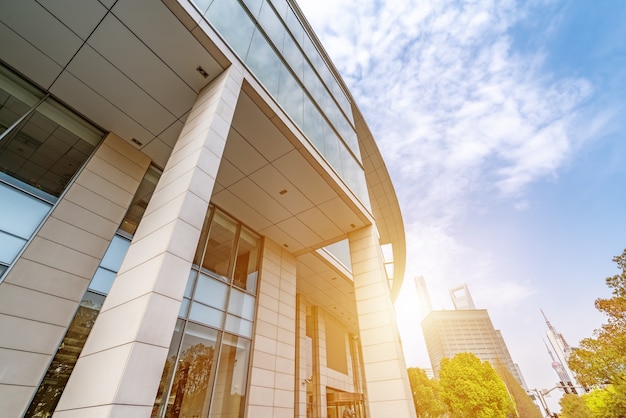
[326,390,365,418]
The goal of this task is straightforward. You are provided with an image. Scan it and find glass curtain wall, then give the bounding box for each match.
[152,206,261,418]
[192,0,370,208]
[0,65,103,279]
[25,165,161,417]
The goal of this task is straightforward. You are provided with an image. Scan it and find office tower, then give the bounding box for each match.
[414,276,433,319]
[0,1,416,417]
[421,286,526,387]
[449,283,476,310]
[542,310,582,394]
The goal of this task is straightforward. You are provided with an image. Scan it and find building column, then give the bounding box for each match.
[0,133,150,417]
[348,225,416,418]
[311,306,328,418]
[295,294,308,418]
[54,67,243,417]
[246,240,297,418]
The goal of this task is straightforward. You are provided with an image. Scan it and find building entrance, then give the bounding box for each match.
[326,391,365,418]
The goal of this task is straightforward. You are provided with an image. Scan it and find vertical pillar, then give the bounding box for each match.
[0,133,150,417]
[311,306,327,418]
[348,225,416,418]
[54,67,243,417]
[247,240,297,418]
[295,294,308,418]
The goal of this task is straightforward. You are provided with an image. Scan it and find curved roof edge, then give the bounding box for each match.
[352,105,407,301]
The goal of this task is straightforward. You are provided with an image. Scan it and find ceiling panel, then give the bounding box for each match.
[273,150,336,205]
[215,159,245,188]
[0,22,62,89]
[65,45,176,136]
[318,197,365,233]
[112,0,223,93]
[223,129,269,175]
[50,72,154,146]
[296,207,343,242]
[0,0,83,67]
[228,178,290,224]
[141,138,171,169]
[211,188,273,232]
[275,216,323,249]
[260,224,304,253]
[38,0,108,40]
[87,14,198,118]
[249,164,313,215]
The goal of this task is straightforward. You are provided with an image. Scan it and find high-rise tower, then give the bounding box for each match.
[542,309,582,393]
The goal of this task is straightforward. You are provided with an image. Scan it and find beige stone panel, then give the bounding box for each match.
[55,344,134,411]
[356,281,391,302]
[275,356,295,375]
[358,309,396,331]
[276,328,295,345]
[86,154,143,194]
[258,292,279,312]
[355,296,390,316]
[63,183,126,223]
[0,384,35,418]
[37,217,109,259]
[0,348,50,386]
[254,318,278,340]
[251,351,277,370]
[53,404,151,418]
[352,257,384,278]
[52,199,117,240]
[132,189,207,243]
[245,404,274,418]
[257,305,279,325]
[368,399,417,418]
[258,277,280,299]
[97,133,151,180]
[360,325,395,347]
[80,293,180,356]
[276,340,294,359]
[0,314,64,353]
[366,379,408,401]
[274,371,292,391]
[361,341,400,363]
[364,359,405,382]
[4,259,88,300]
[273,388,293,408]
[247,385,275,407]
[20,236,100,278]
[250,367,275,387]
[277,313,294,332]
[254,334,278,355]
[0,283,78,326]
[103,252,189,307]
[75,168,134,208]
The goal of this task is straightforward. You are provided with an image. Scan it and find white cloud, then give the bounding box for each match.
[297,0,602,307]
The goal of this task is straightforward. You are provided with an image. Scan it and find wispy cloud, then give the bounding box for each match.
[298,0,604,306]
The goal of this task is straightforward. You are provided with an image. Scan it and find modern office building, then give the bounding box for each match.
[541,310,582,394]
[421,286,525,387]
[0,1,416,417]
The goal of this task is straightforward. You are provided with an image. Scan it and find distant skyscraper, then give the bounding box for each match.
[449,283,476,310]
[542,309,582,393]
[421,285,526,388]
[414,276,433,318]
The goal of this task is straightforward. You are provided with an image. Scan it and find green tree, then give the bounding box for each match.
[494,362,543,418]
[407,367,445,417]
[439,352,516,418]
[583,384,626,418]
[559,393,593,418]
[569,249,626,388]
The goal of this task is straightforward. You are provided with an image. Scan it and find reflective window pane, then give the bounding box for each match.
[88,267,116,295]
[165,323,220,418]
[209,334,251,418]
[99,235,131,272]
[201,210,237,281]
[0,66,44,136]
[0,231,26,265]
[0,182,51,238]
[245,29,282,96]
[257,0,285,50]
[151,319,185,417]
[195,273,228,310]
[206,0,255,58]
[228,288,255,321]
[277,65,303,127]
[233,227,260,293]
[225,314,253,338]
[120,165,161,235]
[190,302,224,328]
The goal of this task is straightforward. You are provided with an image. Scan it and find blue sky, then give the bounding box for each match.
[298,0,626,406]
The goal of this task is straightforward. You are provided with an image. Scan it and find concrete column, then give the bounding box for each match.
[0,133,150,417]
[295,294,308,418]
[246,239,297,418]
[348,225,416,418]
[311,306,327,418]
[54,66,243,417]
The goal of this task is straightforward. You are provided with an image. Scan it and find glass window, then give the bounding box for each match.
[227,288,255,321]
[322,123,341,173]
[0,66,44,137]
[25,292,105,417]
[302,95,325,153]
[190,301,225,328]
[195,273,228,310]
[205,0,256,58]
[99,235,131,272]
[242,0,263,17]
[209,334,250,418]
[88,267,117,295]
[163,323,220,418]
[258,0,285,49]
[0,231,26,266]
[277,65,303,127]
[282,33,303,80]
[0,182,51,238]
[245,29,282,96]
[151,319,185,418]
[232,227,260,293]
[224,314,253,338]
[201,210,237,281]
[119,165,161,235]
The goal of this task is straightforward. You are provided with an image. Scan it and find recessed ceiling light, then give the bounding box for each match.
[279,189,288,195]
[196,66,209,78]
[131,138,142,146]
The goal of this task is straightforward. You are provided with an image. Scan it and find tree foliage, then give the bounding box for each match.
[569,249,626,387]
[559,393,594,418]
[494,361,543,418]
[582,383,626,418]
[438,353,516,418]
[407,367,445,418]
